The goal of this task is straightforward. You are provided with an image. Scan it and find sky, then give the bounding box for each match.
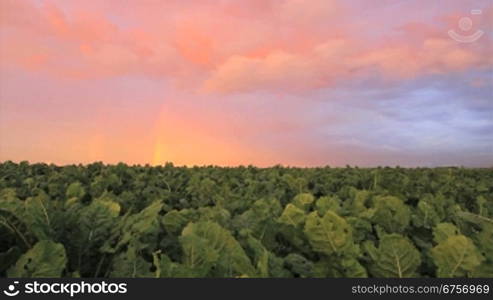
[0,0,492,167]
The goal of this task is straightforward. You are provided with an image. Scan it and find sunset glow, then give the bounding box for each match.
[1,0,492,167]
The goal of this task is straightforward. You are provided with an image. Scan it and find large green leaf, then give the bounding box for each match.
[278,204,306,228]
[0,189,31,247]
[412,200,441,229]
[106,201,163,253]
[292,193,314,211]
[315,196,342,216]
[371,196,410,233]
[243,233,290,278]
[24,193,55,240]
[66,182,85,201]
[232,198,281,248]
[365,234,421,278]
[430,235,484,278]
[65,196,121,275]
[473,223,493,262]
[432,223,459,244]
[412,194,447,229]
[197,206,231,227]
[304,211,353,256]
[180,221,256,277]
[244,235,270,277]
[344,190,371,215]
[346,216,373,243]
[162,209,197,235]
[0,188,24,219]
[8,240,67,277]
[340,258,368,278]
[179,233,219,276]
[0,191,56,241]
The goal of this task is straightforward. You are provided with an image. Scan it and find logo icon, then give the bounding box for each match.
[3,281,20,297]
[448,9,484,43]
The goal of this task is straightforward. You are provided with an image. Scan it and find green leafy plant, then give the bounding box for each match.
[0,162,491,278]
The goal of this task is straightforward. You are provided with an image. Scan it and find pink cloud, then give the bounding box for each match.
[202,39,352,93]
[204,34,491,93]
[1,0,491,92]
[1,0,492,167]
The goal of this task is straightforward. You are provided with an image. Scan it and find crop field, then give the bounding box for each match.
[0,161,492,278]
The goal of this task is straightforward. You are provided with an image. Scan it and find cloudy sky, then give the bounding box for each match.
[0,0,492,167]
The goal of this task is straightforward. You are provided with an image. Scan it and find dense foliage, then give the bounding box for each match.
[1,161,492,278]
